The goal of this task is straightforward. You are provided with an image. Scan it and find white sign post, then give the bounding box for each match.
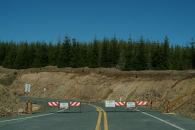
[24,83,32,113]
[105,100,115,108]
[24,83,31,93]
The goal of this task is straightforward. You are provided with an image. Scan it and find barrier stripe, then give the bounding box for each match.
[70,101,81,107]
[115,102,126,106]
[136,101,148,106]
[48,102,59,107]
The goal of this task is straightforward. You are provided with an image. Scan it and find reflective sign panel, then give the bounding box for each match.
[105,100,115,107]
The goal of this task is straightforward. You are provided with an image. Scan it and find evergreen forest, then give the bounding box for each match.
[0,36,195,70]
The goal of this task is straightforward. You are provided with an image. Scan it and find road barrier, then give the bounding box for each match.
[115,102,126,106]
[48,101,59,107]
[105,100,115,108]
[136,101,148,106]
[38,98,147,113]
[126,101,136,110]
[47,101,80,112]
[70,101,81,107]
[59,102,69,109]
[103,100,137,112]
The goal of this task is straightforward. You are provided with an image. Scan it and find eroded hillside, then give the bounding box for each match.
[0,66,195,118]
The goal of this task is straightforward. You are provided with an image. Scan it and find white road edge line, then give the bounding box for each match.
[57,109,67,112]
[0,113,54,123]
[138,110,186,130]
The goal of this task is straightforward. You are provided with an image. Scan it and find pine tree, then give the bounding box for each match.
[100,38,109,67]
[2,43,17,68]
[32,43,42,67]
[134,38,147,70]
[71,38,80,68]
[124,38,134,70]
[151,43,163,69]
[88,39,99,68]
[0,42,6,65]
[48,43,58,66]
[162,36,170,69]
[14,43,29,69]
[110,37,119,67]
[57,37,72,68]
[190,38,195,69]
[32,43,48,67]
[79,44,88,67]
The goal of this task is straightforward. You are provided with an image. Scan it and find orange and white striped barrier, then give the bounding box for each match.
[136,101,148,106]
[70,101,81,107]
[48,101,59,107]
[115,102,126,106]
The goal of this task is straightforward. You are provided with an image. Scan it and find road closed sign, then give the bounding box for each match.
[59,102,69,109]
[126,102,136,108]
[105,100,115,107]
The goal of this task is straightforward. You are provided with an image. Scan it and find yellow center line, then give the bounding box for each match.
[88,104,109,130]
[95,107,102,130]
[97,107,109,130]
[103,111,108,130]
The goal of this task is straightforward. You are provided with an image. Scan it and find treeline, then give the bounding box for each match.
[0,36,195,70]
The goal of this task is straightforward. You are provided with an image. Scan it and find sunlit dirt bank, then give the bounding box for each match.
[0,66,195,118]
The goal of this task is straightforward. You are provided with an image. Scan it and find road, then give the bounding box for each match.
[107,108,195,130]
[0,104,97,130]
[0,100,195,130]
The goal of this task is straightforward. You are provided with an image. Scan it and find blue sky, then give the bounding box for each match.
[0,0,195,44]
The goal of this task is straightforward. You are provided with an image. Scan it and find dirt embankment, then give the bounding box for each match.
[0,68,20,117]
[0,66,195,118]
[0,85,19,117]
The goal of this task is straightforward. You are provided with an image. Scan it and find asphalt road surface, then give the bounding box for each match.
[0,100,195,130]
[0,104,97,130]
[107,108,195,130]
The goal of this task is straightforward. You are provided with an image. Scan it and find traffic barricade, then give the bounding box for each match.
[103,100,128,112]
[136,101,148,106]
[46,100,82,113]
[126,101,137,111]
